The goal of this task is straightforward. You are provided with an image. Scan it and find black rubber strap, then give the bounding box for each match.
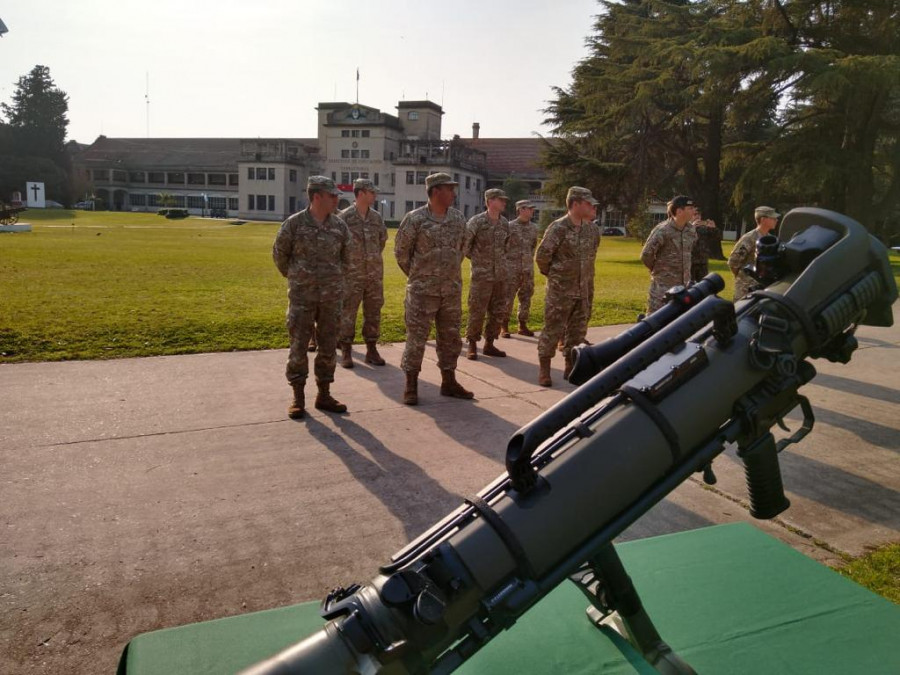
[465,495,536,580]
[620,385,681,463]
[749,290,821,351]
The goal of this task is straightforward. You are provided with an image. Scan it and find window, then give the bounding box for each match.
[268,195,275,211]
[209,196,226,209]
[390,201,394,218]
[350,172,360,181]
[93,169,109,181]
[464,205,470,218]
[351,149,360,158]
[148,194,160,207]
[289,196,296,213]
[229,174,239,186]
[187,196,204,208]
[341,172,350,184]
[268,168,275,180]
[416,171,427,185]
[351,130,360,137]
[167,172,185,184]
[228,197,238,210]
[341,149,350,158]
[465,176,471,189]
[247,168,254,180]
[408,111,419,120]
[256,167,267,180]
[188,173,206,185]
[148,172,164,184]
[391,173,396,187]
[130,194,147,206]
[361,130,370,138]
[361,172,369,179]
[289,169,297,182]
[453,173,460,184]
[256,195,267,210]
[373,173,379,186]
[405,201,414,213]
[476,179,482,192]
[341,130,350,137]
[415,201,426,209]
[172,195,185,207]
[129,172,146,183]
[406,172,415,185]
[361,150,370,159]
[331,172,337,181]
[112,170,127,181]
[208,173,226,186]
[248,194,255,209]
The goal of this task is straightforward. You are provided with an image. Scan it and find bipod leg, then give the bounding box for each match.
[569,543,696,675]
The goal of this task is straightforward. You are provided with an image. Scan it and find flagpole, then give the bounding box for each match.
[356,67,359,104]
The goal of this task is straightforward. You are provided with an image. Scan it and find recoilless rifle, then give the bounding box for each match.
[242,208,897,674]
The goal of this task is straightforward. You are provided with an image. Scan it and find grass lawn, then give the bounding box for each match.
[1,209,897,363]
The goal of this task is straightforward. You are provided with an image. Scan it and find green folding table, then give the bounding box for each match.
[118,523,900,674]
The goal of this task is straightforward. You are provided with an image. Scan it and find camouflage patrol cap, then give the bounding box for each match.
[425,172,459,190]
[566,186,595,203]
[484,188,509,203]
[307,175,341,195]
[515,200,535,210]
[353,178,378,193]
[754,205,780,219]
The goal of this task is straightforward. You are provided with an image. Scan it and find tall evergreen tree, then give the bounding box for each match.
[543,0,786,238]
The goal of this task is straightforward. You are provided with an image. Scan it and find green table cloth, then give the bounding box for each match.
[118,523,900,674]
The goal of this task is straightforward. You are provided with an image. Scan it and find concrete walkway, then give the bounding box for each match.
[1,309,898,674]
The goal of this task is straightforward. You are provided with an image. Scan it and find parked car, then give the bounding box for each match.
[74,200,94,210]
[45,200,65,208]
[602,226,626,236]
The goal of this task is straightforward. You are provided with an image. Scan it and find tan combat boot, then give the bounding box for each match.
[315,382,347,413]
[538,357,552,387]
[466,339,478,360]
[403,371,419,406]
[288,384,305,419]
[339,342,354,369]
[518,321,535,337]
[440,370,474,399]
[365,342,385,366]
[482,339,507,357]
[500,324,512,339]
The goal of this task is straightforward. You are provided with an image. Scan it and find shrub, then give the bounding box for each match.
[164,208,189,219]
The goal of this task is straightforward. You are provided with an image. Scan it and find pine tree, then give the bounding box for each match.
[1,65,70,162]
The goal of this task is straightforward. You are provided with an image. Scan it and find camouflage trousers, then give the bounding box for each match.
[466,277,508,341]
[647,277,682,314]
[340,276,384,344]
[285,300,341,385]
[733,273,758,302]
[401,291,463,373]
[506,268,535,327]
[690,260,709,284]
[537,293,589,359]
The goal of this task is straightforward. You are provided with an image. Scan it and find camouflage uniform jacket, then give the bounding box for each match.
[394,205,467,297]
[272,208,350,303]
[691,223,722,263]
[338,204,387,282]
[508,217,539,277]
[535,215,600,299]
[728,228,762,300]
[640,218,697,286]
[463,212,510,283]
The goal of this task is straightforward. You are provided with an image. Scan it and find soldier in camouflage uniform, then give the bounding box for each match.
[690,212,722,283]
[272,175,350,418]
[394,173,474,405]
[337,178,388,369]
[503,199,539,337]
[464,188,511,359]
[729,205,780,301]
[535,186,601,387]
[640,195,698,315]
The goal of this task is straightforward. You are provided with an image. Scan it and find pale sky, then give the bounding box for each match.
[0,0,598,145]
